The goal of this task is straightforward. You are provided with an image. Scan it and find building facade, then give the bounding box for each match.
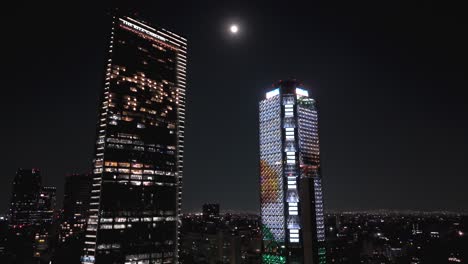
[60,173,92,243]
[9,169,42,229]
[82,13,187,264]
[8,169,57,261]
[259,80,326,264]
[38,186,56,226]
[33,186,56,259]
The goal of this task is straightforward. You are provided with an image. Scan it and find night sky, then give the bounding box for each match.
[1,1,467,213]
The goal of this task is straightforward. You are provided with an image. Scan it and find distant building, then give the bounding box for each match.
[9,168,42,229]
[448,253,463,263]
[203,204,220,220]
[179,213,262,264]
[0,215,8,258]
[7,168,57,261]
[412,223,423,235]
[258,80,326,264]
[82,12,187,264]
[33,186,57,258]
[430,231,440,239]
[335,214,342,231]
[60,173,92,242]
[38,186,56,225]
[218,232,242,264]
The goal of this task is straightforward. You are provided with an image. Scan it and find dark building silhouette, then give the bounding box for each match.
[0,215,8,258]
[33,186,56,259]
[60,173,92,243]
[258,80,326,264]
[203,204,220,220]
[54,174,93,264]
[179,213,262,264]
[38,186,56,226]
[7,169,57,262]
[82,12,187,264]
[9,169,42,229]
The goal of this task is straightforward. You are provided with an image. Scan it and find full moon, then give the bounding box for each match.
[230,24,239,34]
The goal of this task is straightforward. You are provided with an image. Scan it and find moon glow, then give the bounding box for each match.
[230,24,239,34]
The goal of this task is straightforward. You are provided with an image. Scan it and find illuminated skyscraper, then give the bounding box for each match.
[82,13,187,264]
[259,80,326,264]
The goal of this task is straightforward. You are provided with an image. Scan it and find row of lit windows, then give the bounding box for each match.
[284,104,294,117]
[106,143,176,153]
[103,161,175,170]
[100,216,176,223]
[106,175,176,182]
[102,168,175,176]
[101,180,175,187]
[289,228,300,243]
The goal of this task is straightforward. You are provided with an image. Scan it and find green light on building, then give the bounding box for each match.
[262,254,286,264]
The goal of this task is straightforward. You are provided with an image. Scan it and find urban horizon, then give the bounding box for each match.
[2,2,468,214]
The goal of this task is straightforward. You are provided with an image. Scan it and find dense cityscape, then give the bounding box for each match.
[2,4,467,264]
[1,198,466,263]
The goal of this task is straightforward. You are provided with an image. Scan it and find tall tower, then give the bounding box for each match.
[38,186,56,226]
[60,174,92,242]
[82,13,187,264]
[9,168,42,229]
[8,169,57,260]
[259,80,326,264]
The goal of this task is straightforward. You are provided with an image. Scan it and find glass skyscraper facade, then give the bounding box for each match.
[82,13,187,264]
[259,80,326,264]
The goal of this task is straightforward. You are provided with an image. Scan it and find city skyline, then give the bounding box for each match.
[2,1,468,214]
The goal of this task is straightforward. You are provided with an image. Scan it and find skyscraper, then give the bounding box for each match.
[38,186,56,226]
[259,80,326,264]
[8,169,57,261]
[60,173,92,243]
[9,168,42,229]
[82,13,187,264]
[33,186,56,259]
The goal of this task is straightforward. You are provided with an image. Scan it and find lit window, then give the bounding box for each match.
[289,211,298,215]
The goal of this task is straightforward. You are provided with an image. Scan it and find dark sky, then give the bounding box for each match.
[1,0,467,213]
